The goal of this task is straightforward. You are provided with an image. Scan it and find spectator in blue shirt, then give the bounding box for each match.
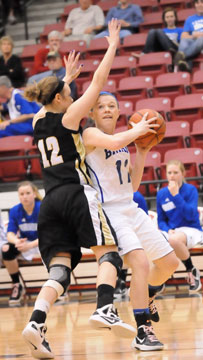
[94,0,143,40]
[157,160,203,293]
[174,0,203,72]
[2,181,42,306]
[132,7,182,58]
[0,75,40,137]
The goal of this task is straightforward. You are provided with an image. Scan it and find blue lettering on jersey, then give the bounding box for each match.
[105,147,129,159]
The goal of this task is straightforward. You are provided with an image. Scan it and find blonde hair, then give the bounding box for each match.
[17,181,43,201]
[0,35,14,48]
[24,76,61,105]
[166,160,186,182]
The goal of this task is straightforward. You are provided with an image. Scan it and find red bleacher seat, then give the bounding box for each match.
[135,96,171,121]
[153,72,191,105]
[177,8,195,27]
[190,119,203,148]
[108,55,137,85]
[158,0,187,10]
[60,40,87,57]
[131,150,161,196]
[75,58,100,90]
[96,0,118,15]
[86,37,112,59]
[160,148,203,189]
[153,120,190,162]
[191,70,203,94]
[79,79,117,97]
[132,0,159,14]
[139,12,163,33]
[21,44,44,63]
[136,52,172,81]
[118,100,134,126]
[192,53,203,71]
[117,75,153,105]
[171,93,203,128]
[120,33,147,55]
[0,135,34,182]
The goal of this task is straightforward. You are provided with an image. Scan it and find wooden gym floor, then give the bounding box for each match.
[0,287,203,360]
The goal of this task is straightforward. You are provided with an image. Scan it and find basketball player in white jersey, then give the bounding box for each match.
[82,91,179,351]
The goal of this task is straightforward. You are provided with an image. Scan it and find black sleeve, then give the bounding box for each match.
[8,55,26,87]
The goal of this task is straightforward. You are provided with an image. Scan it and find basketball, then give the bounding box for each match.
[128,109,166,148]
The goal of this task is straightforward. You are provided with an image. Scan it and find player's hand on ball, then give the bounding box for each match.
[129,111,159,138]
[128,109,166,149]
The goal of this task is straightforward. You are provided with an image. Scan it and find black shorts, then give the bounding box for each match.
[38,183,117,270]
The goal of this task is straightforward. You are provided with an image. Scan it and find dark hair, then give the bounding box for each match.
[24,76,65,106]
[162,7,178,27]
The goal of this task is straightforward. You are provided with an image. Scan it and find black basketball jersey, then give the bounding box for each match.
[34,112,91,194]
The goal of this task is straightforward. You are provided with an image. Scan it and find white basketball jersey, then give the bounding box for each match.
[86,146,134,204]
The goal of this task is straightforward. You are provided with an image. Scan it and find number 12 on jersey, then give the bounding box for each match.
[38,137,64,168]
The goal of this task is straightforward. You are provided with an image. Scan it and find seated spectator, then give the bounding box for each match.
[132,7,182,58]
[31,30,65,76]
[95,0,143,41]
[0,35,26,87]
[0,209,7,268]
[2,181,42,306]
[63,0,105,46]
[0,75,40,138]
[174,0,203,72]
[157,159,203,293]
[28,51,78,100]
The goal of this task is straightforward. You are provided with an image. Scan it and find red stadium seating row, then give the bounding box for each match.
[79,70,203,108]
[59,1,194,24]
[37,3,195,43]
[130,147,203,197]
[0,119,202,195]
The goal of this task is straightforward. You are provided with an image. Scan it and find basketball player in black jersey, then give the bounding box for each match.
[22,19,138,359]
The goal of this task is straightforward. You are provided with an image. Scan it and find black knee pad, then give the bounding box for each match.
[98,251,123,276]
[2,243,18,260]
[49,264,71,293]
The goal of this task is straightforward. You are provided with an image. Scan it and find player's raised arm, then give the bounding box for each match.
[62,19,121,130]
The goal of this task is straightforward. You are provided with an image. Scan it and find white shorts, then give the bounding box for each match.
[162,227,203,249]
[103,202,173,262]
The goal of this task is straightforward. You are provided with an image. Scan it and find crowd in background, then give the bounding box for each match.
[0,0,203,307]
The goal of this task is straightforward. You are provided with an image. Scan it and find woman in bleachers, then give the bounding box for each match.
[0,35,25,87]
[1,181,42,306]
[157,159,203,293]
[132,7,182,58]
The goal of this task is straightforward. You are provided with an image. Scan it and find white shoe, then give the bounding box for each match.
[89,303,136,338]
[22,321,54,359]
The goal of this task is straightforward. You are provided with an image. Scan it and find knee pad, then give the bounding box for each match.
[2,243,17,261]
[98,251,123,276]
[43,265,71,297]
